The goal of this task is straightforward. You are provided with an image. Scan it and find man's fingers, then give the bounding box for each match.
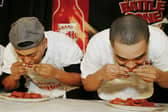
[110,67,127,75]
[119,66,129,73]
[136,73,156,82]
[141,77,153,83]
[133,68,155,75]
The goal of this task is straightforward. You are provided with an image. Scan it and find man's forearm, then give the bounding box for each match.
[2,75,20,91]
[54,63,81,86]
[82,71,104,91]
[54,69,81,86]
[156,71,168,88]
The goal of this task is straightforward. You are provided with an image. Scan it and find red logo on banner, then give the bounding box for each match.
[119,0,166,24]
[52,0,89,52]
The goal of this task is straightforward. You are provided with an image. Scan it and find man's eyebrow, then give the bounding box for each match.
[16,51,37,57]
[134,52,146,60]
[116,55,128,61]
[16,52,24,56]
[116,52,146,61]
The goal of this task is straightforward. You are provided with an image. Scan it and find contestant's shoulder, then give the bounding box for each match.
[149,25,168,39]
[148,25,168,59]
[148,25,168,44]
[4,43,15,51]
[44,31,82,54]
[44,31,77,44]
[44,31,69,39]
[88,29,110,44]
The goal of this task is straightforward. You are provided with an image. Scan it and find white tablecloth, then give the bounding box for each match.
[0,98,167,112]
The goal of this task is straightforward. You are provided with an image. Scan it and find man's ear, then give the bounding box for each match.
[43,38,48,49]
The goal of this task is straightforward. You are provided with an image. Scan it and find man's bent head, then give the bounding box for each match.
[9,17,44,50]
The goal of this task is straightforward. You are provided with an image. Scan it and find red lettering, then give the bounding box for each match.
[47,86,50,90]
[57,27,61,31]
[129,1,138,11]
[70,25,73,29]
[126,11,163,24]
[61,26,64,29]
[126,12,153,23]
[152,11,162,23]
[119,0,166,15]
[156,1,166,11]
[136,0,143,10]
[137,13,154,23]
[120,2,130,13]
[149,1,156,10]
[37,81,62,90]
[143,0,149,11]
[66,31,78,39]
[50,85,54,90]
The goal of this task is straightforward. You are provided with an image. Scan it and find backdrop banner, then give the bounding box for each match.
[52,0,89,52]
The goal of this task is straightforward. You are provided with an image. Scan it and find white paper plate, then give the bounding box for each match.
[0,93,50,102]
[98,73,154,100]
[106,101,165,112]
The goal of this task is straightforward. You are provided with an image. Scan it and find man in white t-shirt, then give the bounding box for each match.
[81,15,168,101]
[0,17,83,97]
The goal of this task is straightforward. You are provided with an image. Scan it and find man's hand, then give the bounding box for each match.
[33,64,56,79]
[82,64,129,91]
[2,62,27,90]
[98,64,128,81]
[133,65,161,82]
[11,62,27,80]
[2,76,20,90]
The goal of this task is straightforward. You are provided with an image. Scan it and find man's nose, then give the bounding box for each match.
[23,57,32,64]
[125,61,137,71]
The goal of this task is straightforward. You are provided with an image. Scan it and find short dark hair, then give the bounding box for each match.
[110,15,149,45]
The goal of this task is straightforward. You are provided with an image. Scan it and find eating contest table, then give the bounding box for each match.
[0,97,167,112]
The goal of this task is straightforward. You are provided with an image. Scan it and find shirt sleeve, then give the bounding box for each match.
[56,33,83,67]
[81,36,107,79]
[2,43,18,74]
[148,26,168,71]
[0,45,4,74]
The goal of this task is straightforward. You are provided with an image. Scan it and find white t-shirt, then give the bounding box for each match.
[2,31,83,97]
[81,26,168,100]
[0,45,4,74]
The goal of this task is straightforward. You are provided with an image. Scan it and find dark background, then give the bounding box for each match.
[89,0,168,32]
[0,0,167,46]
[0,0,52,46]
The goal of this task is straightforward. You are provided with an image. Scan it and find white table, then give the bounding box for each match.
[0,98,167,112]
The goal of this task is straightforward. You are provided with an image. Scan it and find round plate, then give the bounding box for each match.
[106,101,165,112]
[0,93,50,102]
